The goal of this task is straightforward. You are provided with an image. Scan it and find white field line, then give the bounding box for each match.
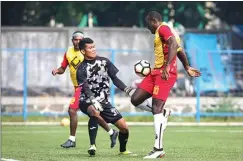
[1,158,20,161]
[2,122,243,126]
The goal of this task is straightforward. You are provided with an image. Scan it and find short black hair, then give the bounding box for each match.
[146,11,162,21]
[79,37,94,50]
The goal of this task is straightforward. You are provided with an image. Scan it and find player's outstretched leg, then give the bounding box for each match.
[130,88,152,110]
[144,98,166,159]
[128,88,152,112]
[61,87,81,148]
[130,88,171,130]
[113,118,133,155]
[86,105,118,149]
[60,108,78,148]
[87,117,98,156]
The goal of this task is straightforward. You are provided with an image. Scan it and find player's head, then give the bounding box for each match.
[79,37,96,59]
[145,11,162,34]
[72,31,84,50]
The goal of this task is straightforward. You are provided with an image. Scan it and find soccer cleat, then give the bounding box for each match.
[143,148,165,159]
[88,145,97,156]
[163,108,171,131]
[110,130,119,148]
[60,139,76,148]
[119,150,134,156]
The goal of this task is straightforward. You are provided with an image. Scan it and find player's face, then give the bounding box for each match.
[84,43,96,59]
[72,36,83,50]
[145,17,156,34]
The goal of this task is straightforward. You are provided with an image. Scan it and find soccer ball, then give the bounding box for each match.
[60,118,70,126]
[134,60,151,77]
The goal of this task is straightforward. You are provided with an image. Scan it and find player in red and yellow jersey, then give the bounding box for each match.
[128,11,201,158]
[52,31,84,148]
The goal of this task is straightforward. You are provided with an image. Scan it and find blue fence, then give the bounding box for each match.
[1,48,243,122]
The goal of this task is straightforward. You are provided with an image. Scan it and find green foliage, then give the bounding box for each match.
[2,1,215,28]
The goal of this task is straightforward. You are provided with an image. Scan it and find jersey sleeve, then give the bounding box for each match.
[76,63,95,98]
[106,58,119,77]
[61,53,69,69]
[76,63,87,85]
[158,25,174,41]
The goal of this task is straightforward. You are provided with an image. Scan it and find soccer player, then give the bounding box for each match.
[126,11,201,158]
[76,37,133,156]
[129,48,201,114]
[52,31,87,148]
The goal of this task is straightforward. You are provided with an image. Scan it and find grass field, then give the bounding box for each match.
[2,125,243,161]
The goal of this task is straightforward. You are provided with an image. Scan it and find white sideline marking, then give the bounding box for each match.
[2,122,243,126]
[1,158,20,161]
[2,130,243,134]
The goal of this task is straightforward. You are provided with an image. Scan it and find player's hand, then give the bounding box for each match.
[91,98,103,111]
[161,66,170,80]
[124,87,134,96]
[52,69,59,76]
[186,66,201,77]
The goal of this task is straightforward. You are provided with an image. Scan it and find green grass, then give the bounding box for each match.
[2,125,243,161]
[2,115,243,122]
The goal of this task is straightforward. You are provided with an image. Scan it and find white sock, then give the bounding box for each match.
[129,89,152,112]
[108,129,114,135]
[136,98,152,112]
[153,113,165,150]
[69,135,75,142]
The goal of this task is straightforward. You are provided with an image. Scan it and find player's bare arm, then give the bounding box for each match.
[177,49,201,77]
[52,53,68,76]
[52,66,66,75]
[162,36,178,80]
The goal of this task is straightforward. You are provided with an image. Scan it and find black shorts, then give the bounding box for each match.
[79,101,123,124]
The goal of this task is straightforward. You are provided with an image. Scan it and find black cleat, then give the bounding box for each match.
[60,139,76,148]
[110,130,119,148]
[88,145,97,156]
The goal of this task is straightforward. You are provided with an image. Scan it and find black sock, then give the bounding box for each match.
[118,131,129,152]
[88,116,98,145]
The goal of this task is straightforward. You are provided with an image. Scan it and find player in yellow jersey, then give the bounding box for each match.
[126,11,201,158]
[52,31,85,148]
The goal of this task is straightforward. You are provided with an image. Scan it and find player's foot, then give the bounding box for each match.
[163,108,171,131]
[88,145,97,156]
[143,147,165,159]
[119,150,136,156]
[60,139,76,148]
[110,130,119,148]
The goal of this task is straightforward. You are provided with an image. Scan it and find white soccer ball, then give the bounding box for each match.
[60,118,70,126]
[134,60,151,77]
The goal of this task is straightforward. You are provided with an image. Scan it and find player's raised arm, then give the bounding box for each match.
[177,49,201,77]
[52,53,68,75]
[106,58,133,93]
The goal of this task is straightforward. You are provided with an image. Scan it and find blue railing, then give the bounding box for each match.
[1,48,243,121]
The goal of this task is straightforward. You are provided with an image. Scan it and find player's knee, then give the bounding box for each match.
[119,126,129,133]
[131,95,140,106]
[88,106,100,117]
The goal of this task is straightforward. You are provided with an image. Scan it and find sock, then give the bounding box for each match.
[108,129,114,135]
[136,98,152,112]
[128,89,152,112]
[69,135,75,142]
[118,132,129,152]
[153,113,165,150]
[88,116,98,145]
